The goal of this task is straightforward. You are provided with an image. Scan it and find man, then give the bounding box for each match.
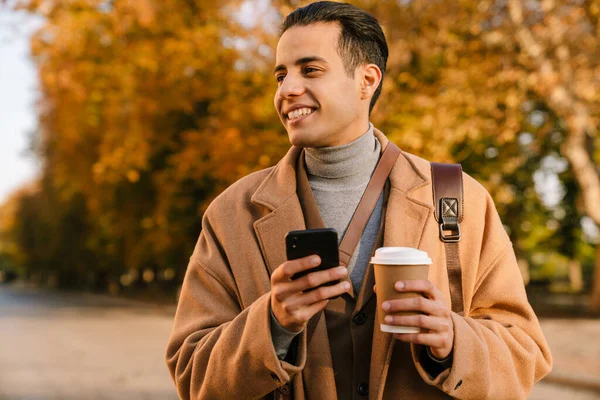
[166,2,552,399]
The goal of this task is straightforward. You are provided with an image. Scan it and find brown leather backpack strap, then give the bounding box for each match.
[306,142,401,343]
[431,162,464,315]
[337,142,401,266]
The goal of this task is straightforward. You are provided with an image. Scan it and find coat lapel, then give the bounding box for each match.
[252,146,306,276]
[369,130,434,400]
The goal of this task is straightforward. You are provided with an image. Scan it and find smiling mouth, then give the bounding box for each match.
[285,107,316,122]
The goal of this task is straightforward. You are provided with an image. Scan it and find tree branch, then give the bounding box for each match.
[508,0,600,225]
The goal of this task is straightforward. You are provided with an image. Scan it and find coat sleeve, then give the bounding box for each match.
[412,187,553,399]
[165,209,307,400]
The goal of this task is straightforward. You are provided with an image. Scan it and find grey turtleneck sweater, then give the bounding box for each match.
[270,123,384,359]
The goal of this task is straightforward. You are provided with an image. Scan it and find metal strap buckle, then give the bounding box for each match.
[439,222,461,243]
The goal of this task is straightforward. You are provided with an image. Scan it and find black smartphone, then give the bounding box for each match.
[285,228,340,287]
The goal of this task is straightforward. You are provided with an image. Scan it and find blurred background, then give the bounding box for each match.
[0,0,599,399]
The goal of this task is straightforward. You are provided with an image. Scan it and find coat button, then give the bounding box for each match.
[352,312,367,325]
[357,382,369,396]
[278,383,291,394]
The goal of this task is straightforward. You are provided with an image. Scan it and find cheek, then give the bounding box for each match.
[330,85,361,113]
[334,79,360,102]
[273,90,281,111]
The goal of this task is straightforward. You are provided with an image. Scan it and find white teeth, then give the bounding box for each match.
[287,107,314,121]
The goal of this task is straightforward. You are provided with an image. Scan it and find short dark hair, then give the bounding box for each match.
[281,1,388,114]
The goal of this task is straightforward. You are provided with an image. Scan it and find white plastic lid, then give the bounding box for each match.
[370,247,432,265]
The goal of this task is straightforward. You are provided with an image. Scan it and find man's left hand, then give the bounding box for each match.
[379,280,454,359]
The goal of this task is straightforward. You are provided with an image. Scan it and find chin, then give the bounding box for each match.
[287,125,335,148]
[287,130,317,148]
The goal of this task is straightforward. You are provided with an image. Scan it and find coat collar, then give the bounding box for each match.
[251,145,302,211]
[251,129,430,209]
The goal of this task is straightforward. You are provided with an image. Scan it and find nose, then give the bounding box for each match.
[278,73,305,99]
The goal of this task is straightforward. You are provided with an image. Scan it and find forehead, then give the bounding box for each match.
[275,22,341,64]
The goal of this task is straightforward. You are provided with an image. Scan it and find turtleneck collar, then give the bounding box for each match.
[304,123,380,187]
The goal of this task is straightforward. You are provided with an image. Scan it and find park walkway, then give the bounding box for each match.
[0,283,598,399]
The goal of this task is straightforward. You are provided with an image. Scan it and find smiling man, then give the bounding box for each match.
[166,2,552,399]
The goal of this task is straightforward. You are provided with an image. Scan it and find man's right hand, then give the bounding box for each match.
[270,255,351,332]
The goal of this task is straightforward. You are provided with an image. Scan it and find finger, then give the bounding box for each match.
[273,255,321,282]
[382,296,448,317]
[286,280,351,311]
[293,266,348,291]
[306,280,351,304]
[384,314,451,333]
[272,279,301,303]
[292,299,330,324]
[394,280,444,301]
[274,298,329,332]
[272,266,347,301]
[392,332,452,352]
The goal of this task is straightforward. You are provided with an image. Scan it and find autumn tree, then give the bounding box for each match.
[10,0,288,288]
[505,0,600,307]
[5,0,598,305]
[350,0,600,305]
[275,0,600,300]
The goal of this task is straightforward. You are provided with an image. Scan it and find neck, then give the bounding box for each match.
[323,120,371,147]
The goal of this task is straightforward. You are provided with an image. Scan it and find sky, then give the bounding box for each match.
[0,7,41,204]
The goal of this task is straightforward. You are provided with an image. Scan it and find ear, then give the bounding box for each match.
[359,64,382,101]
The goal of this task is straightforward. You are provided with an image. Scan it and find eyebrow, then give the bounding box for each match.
[273,56,328,74]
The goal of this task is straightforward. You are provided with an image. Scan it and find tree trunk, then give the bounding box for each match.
[568,259,583,293]
[591,247,600,310]
[518,258,530,286]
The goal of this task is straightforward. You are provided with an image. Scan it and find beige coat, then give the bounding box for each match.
[166,130,552,399]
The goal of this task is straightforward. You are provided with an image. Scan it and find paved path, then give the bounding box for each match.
[0,284,178,400]
[530,317,600,400]
[1,284,599,399]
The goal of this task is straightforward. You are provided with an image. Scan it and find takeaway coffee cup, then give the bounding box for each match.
[371,247,432,334]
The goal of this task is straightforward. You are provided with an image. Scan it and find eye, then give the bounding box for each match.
[304,67,319,74]
[276,74,285,83]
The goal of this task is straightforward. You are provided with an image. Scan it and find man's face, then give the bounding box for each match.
[274,22,367,148]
